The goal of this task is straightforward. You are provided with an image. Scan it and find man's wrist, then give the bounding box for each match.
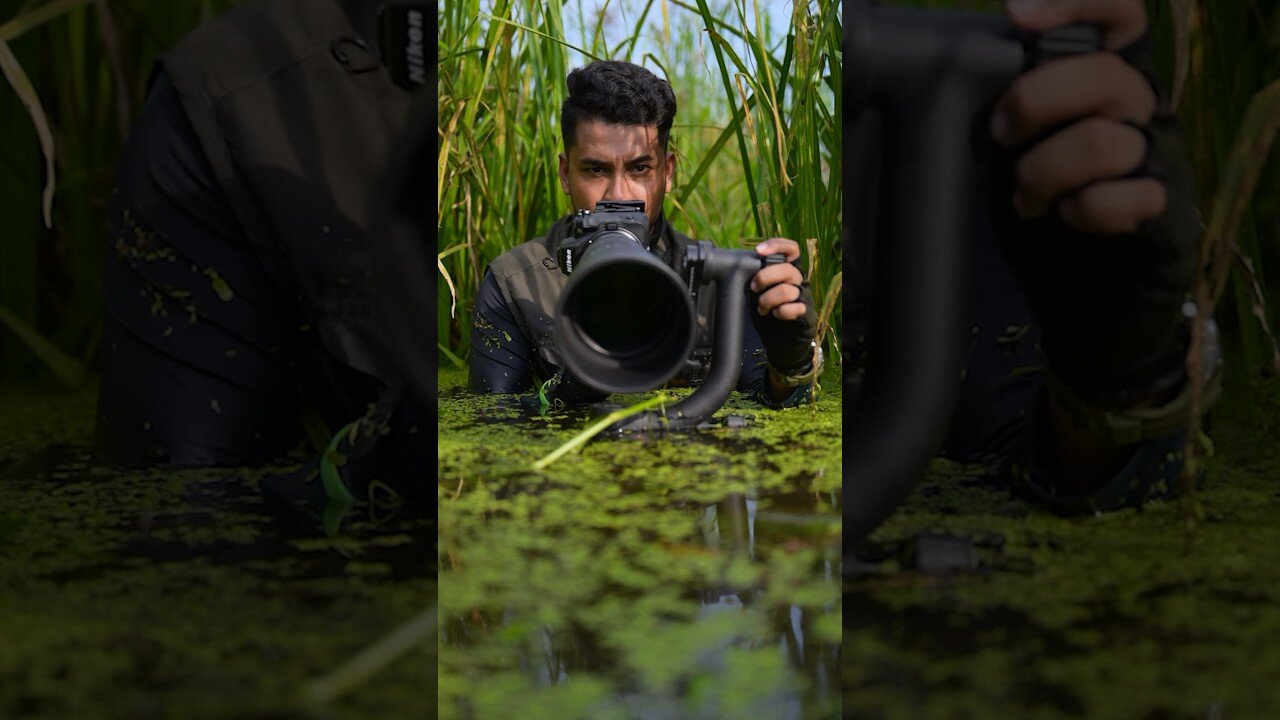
[1042,315,1224,447]
[767,343,824,389]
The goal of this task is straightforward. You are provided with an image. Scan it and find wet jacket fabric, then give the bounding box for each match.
[470,214,803,408]
[96,0,427,504]
[158,0,409,384]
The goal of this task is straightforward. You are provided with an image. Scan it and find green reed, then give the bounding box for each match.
[0,0,239,382]
[437,0,843,368]
[1156,0,1280,377]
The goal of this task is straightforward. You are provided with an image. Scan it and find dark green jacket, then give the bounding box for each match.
[160,0,410,384]
[485,214,722,386]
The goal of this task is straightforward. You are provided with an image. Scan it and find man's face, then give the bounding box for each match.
[559,120,676,230]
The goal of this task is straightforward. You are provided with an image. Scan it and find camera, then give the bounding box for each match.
[553,200,696,395]
[557,200,650,275]
[551,199,787,433]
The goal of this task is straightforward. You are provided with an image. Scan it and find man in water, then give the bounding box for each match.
[473,0,1215,521]
[468,59,823,408]
[95,0,425,503]
[851,0,1216,519]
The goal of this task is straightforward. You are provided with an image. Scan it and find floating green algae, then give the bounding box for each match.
[436,368,843,719]
[0,383,434,720]
[845,374,1280,720]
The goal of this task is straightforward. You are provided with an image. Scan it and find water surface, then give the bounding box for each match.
[436,368,843,719]
[0,383,434,719]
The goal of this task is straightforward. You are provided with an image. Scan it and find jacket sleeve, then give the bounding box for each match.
[98,69,304,466]
[737,297,810,409]
[1002,385,1187,513]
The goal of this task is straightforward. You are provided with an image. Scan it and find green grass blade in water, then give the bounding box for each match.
[0,303,86,388]
[533,392,672,470]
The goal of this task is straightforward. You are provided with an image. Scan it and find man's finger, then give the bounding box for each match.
[757,284,802,315]
[770,302,808,322]
[1059,177,1167,235]
[990,54,1155,148]
[750,263,803,293]
[1006,0,1146,50]
[1013,118,1148,218]
[755,238,801,261]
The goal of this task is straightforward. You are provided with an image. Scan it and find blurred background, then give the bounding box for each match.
[0,0,242,387]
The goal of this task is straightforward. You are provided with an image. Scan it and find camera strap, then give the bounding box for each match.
[377,1,433,92]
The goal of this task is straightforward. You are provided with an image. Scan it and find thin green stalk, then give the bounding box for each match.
[302,606,437,708]
[0,0,92,41]
[532,392,672,470]
[692,0,763,238]
[0,302,86,388]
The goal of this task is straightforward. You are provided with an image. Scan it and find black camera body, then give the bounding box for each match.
[557,200,650,276]
[551,199,784,432]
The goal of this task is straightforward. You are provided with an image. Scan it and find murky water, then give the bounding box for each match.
[0,384,434,720]
[844,378,1280,720]
[436,369,843,719]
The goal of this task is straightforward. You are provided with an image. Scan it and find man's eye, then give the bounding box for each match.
[587,167,607,176]
[632,164,650,173]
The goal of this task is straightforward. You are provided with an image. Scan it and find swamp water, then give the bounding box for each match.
[7,367,1276,720]
[846,377,1280,719]
[0,384,434,719]
[436,368,843,720]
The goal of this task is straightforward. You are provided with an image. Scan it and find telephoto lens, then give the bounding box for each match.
[555,201,696,394]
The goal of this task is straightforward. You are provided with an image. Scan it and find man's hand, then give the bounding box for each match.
[990,0,1207,493]
[747,238,819,402]
[991,0,1163,236]
[750,238,807,320]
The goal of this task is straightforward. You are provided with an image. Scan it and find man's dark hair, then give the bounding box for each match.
[561,60,678,152]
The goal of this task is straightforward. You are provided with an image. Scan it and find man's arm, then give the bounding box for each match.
[469,270,536,393]
[991,0,1207,494]
[747,238,822,404]
[98,69,304,466]
[736,296,810,407]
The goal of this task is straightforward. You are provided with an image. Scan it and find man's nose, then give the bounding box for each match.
[602,172,627,200]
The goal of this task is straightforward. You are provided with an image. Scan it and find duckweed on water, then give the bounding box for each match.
[436,368,842,719]
[846,376,1280,719]
[0,383,433,720]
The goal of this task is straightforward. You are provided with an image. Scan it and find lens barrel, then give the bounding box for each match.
[555,234,696,394]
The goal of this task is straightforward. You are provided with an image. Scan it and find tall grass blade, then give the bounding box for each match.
[92,0,132,140]
[1201,77,1280,310]
[479,13,603,62]
[0,33,55,228]
[1233,248,1280,375]
[1168,0,1194,109]
[692,0,763,237]
[302,605,437,708]
[0,303,86,388]
[0,0,92,41]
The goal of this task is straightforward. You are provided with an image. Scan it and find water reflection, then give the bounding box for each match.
[439,489,841,719]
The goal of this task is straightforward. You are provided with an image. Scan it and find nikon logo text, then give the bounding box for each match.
[406,9,426,86]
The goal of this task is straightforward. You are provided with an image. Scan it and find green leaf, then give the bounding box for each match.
[0,32,56,228]
[0,303,86,388]
[320,422,357,505]
[0,0,93,42]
